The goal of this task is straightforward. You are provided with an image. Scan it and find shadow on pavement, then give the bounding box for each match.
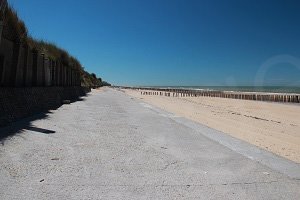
[0,96,87,143]
[24,126,56,134]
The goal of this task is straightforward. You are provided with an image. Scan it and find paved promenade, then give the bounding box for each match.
[0,88,299,199]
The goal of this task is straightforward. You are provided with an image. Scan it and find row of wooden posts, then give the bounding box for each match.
[124,87,300,104]
[0,37,81,87]
[0,1,81,88]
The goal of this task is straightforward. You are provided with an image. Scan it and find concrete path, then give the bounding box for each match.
[0,88,299,199]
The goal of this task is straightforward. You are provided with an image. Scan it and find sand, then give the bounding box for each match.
[124,89,300,164]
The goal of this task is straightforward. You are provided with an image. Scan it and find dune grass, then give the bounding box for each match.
[1,3,108,87]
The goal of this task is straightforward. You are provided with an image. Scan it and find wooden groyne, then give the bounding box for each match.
[117,87,300,104]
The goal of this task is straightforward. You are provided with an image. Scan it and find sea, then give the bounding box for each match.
[146,86,300,94]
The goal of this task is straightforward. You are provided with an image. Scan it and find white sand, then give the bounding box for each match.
[125,89,300,163]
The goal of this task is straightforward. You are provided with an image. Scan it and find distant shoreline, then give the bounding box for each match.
[121,86,300,95]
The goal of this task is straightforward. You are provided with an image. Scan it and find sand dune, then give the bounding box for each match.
[124,89,300,163]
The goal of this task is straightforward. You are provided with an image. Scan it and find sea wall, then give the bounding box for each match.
[121,87,300,104]
[0,87,90,127]
[0,38,81,87]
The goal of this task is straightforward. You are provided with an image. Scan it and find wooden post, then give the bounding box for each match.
[31,49,38,86]
[9,41,21,86]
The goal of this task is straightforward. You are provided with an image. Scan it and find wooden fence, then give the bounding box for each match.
[119,87,300,104]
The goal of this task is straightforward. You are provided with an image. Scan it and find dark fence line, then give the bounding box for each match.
[0,37,81,87]
[118,87,300,104]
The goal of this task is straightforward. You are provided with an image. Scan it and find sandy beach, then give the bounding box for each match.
[124,89,300,164]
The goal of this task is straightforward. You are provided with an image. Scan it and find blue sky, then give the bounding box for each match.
[9,0,300,86]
